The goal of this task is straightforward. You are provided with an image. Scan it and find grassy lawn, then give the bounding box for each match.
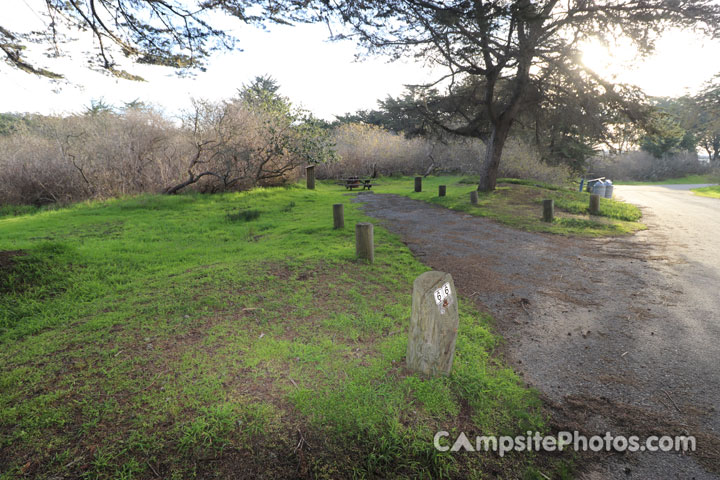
[691,185,720,198]
[371,176,644,236]
[614,174,720,185]
[0,184,571,479]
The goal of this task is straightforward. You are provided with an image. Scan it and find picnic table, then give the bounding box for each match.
[337,176,376,190]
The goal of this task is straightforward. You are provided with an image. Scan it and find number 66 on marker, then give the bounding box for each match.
[434,282,451,305]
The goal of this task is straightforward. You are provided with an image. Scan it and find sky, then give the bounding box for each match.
[0,0,437,120]
[1,0,720,120]
[580,31,720,97]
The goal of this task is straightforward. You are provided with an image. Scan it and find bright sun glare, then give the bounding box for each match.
[580,30,720,97]
[580,38,637,79]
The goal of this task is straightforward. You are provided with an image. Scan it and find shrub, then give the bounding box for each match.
[318,123,431,178]
[0,109,183,205]
[587,150,711,181]
[497,138,573,183]
[317,122,572,184]
[0,87,336,204]
[166,97,334,195]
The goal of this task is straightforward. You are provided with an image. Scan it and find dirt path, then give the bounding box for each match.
[355,188,720,479]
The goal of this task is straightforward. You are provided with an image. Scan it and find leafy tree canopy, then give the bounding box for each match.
[238,75,291,114]
[336,73,648,174]
[640,110,696,158]
[640,83,720,162]
[234,75,338,166]
[693,77,720,162]
[318,0,720,190]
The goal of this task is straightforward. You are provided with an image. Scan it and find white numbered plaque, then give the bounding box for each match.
[433,282,453,314]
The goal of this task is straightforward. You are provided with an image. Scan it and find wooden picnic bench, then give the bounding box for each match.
[336,177,377,190]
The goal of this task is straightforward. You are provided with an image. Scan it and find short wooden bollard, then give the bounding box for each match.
[542,199,554,222]
[407,271,459,376]
[306,165,315,190]
[439,185,446,197]
[414,176,422,192]
[470,190,478,205]
[589,194,600,215]
[355,222,374,263]
[333,203,344,229]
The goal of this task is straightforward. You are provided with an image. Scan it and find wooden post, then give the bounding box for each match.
[333,204,344,229]
[470,190,478,205]
[542,199,554,222]
[414,176,422,192]
[407,271,459,376]
[589,194,600,215]
[438,185,446,197]
[355,222,374,263]
[306,165,315,190]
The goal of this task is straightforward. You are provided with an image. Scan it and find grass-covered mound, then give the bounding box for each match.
[373,176,644,236]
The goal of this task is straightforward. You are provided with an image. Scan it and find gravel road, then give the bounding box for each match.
[355,185,720,479]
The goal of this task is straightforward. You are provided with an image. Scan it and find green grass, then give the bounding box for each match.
[372,176,644,236]
[0,204,44,218]
[691,185,720,198]
[226,207,262,222]
[0,184,569,478]
[614,174,720,185]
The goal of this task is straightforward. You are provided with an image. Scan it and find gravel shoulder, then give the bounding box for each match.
[355,187,720,479]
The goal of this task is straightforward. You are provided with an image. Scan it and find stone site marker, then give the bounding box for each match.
[407,271,459,376]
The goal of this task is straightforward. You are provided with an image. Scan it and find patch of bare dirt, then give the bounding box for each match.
[0,250,26,272]
[547,394,720,476]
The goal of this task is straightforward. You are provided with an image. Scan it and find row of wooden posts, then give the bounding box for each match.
[317,171,604,240]
[416,176,603,220]
[331,203,375,263]
[415,176,483,204]
[300,166,370,262]
[305,165,374,263]
[415,175,604,221]
[542,194,601,222]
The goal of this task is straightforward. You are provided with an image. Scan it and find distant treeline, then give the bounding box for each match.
[2,78,717,206]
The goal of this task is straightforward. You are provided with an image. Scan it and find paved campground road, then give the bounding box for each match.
[614,184,720,270]
[355,185,720,479]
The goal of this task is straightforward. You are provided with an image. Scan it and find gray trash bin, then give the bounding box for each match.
[592,180,606,198]
[604,180,613,199]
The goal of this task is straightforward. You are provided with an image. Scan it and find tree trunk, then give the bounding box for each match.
[164,171,217,195]
[478,120,512,192]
